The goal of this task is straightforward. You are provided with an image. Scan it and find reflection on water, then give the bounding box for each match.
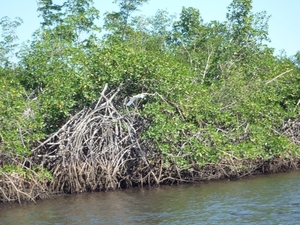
[1,170,300,225]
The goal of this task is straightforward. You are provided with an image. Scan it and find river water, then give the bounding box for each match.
[1,170,300,225]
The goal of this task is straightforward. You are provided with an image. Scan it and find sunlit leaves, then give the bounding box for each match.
[1,0,300,172]
[0,69,44,155]
[104,0,149,40]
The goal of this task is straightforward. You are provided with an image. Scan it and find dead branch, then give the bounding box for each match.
[266,69,293,84]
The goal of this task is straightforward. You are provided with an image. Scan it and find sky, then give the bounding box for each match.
[0,0,299,57]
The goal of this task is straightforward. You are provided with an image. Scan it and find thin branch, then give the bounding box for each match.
[201,47,214,83]
[266,69,293,84]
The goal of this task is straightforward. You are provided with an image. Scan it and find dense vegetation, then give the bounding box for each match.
[1,0,300,203]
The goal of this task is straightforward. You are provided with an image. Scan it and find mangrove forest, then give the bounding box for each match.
[1,0,300,204]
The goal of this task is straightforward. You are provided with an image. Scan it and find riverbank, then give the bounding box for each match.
[4,170,300,225]
[3,170,300,225]
[1,152,299,205]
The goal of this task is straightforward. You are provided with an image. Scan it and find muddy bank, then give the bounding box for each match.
[1,153,299,205]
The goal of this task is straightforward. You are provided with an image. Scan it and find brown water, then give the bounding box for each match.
[1,170,300,225]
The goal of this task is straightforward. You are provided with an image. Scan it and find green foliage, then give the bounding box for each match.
[17,0,101,132]
[1,0,300,173]
[135,0,300,168]
[0,16,44,156]
[1,164,53,181]
[0,68,44,155]
[0,16,22,67]
[104,0,149,40]
[226,0,270,46]
[294,51,300,67]
[172,7,203,44]
[38,0,100,34]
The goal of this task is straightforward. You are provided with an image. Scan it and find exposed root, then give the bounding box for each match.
[32,84,150,193]
[283,117,300,144]
[1,85,300,204]
[0,168,49,204]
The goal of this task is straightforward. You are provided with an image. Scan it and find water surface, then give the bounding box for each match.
[1,170,300,225]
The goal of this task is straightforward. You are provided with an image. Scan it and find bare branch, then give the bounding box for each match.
[266,69,293,84]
